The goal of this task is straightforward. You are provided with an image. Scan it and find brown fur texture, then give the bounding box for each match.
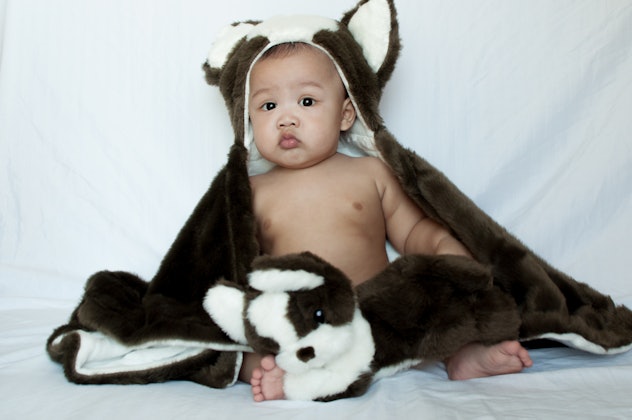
[358,255,521,365]
[242,253,358,357]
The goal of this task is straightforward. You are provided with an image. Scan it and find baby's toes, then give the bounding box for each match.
[260,355,277,371]
[251,367,264,383]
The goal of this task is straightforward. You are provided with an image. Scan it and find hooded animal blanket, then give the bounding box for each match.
[47,0,632,401]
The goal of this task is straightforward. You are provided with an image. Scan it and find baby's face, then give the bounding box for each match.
[248,45,355,169]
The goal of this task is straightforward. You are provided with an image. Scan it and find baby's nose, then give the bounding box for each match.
[278,111,298,128]
[278,118,297,128]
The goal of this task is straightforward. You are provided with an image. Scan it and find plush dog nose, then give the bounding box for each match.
[297,346,315,362]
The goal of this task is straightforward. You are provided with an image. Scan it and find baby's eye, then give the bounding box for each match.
[261,102,276,111]
[301,97,314,107]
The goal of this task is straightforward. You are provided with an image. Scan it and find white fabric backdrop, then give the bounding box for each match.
[1,0,631,302]
[1,1,632,418]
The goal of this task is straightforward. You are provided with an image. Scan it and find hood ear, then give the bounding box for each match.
[203,21,259,86]
[204,282,248,344]
[341,0,400,89]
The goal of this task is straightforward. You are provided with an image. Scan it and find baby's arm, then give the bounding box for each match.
[374,159,471,258]
[404,217,472,258]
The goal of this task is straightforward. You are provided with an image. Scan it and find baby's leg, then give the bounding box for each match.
[445,341,532,380]
[250,355,286,402]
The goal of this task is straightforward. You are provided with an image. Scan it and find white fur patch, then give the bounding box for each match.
[248,293,299,347]
[282,308,375,400]
[247,15,338,44]
[203,285,248,344]
[248,268,324,292]
[276,322,353,374]
[207,22,255,68]
[347,0,391,72]
[530,333,632,355]
[374,359,422,381]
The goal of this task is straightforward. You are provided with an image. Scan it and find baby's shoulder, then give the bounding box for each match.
[347,155,397,181]
[345,155,388,172]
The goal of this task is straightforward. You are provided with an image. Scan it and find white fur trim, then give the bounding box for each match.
[530,333,632,355]
[55,330,250,377]
[247,15,338,44]
[248,268,324,292]
[207,22,255,69]
[203,285,248,344]
[374,359,423,381]
[347,0,392,73]
[231,351,244,386]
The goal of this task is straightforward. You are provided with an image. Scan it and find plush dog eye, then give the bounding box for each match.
[313,309,326,324]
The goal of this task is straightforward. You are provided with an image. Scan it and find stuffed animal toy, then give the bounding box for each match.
[47,0,632,400]
[205,251,520,401]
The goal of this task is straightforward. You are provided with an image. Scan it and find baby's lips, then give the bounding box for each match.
[279,135,299,149]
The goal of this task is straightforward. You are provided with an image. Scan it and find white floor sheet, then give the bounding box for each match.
[2,1,632,418]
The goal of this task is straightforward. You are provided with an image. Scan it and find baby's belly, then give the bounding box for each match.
[262,227,390,286]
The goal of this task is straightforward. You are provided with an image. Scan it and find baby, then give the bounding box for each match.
[243,42,532,402]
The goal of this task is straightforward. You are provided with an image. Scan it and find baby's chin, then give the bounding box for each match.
[272,158,329,170]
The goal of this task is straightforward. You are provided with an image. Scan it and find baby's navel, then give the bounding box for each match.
[352,202,363,211]
[262,219,272,230]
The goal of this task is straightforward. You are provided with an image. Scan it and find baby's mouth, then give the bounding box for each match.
[279,133,299,149]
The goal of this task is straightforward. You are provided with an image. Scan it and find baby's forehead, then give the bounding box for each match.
[249,45,344,95]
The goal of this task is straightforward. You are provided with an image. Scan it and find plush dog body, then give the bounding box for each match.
[205,252,521,401]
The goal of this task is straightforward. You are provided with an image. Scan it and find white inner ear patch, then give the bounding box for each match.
[347,0,391,72]
[248,268,324,292]
[207,22,255,69]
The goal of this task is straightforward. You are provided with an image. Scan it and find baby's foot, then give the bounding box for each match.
[250,355,286,402]
[445,340,533,380]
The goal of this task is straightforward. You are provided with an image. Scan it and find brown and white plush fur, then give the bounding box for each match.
[205,253,375,401]
[205,252,521,401]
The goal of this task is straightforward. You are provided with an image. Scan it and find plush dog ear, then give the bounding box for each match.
[341,0,400,89]
[248,269,325,293]
[203,281,248,344]
[203,21,259,86]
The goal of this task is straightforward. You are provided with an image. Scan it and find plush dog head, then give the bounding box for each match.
[204,252,360,374]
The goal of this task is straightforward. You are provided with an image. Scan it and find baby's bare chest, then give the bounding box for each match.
[252,173,385,242]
